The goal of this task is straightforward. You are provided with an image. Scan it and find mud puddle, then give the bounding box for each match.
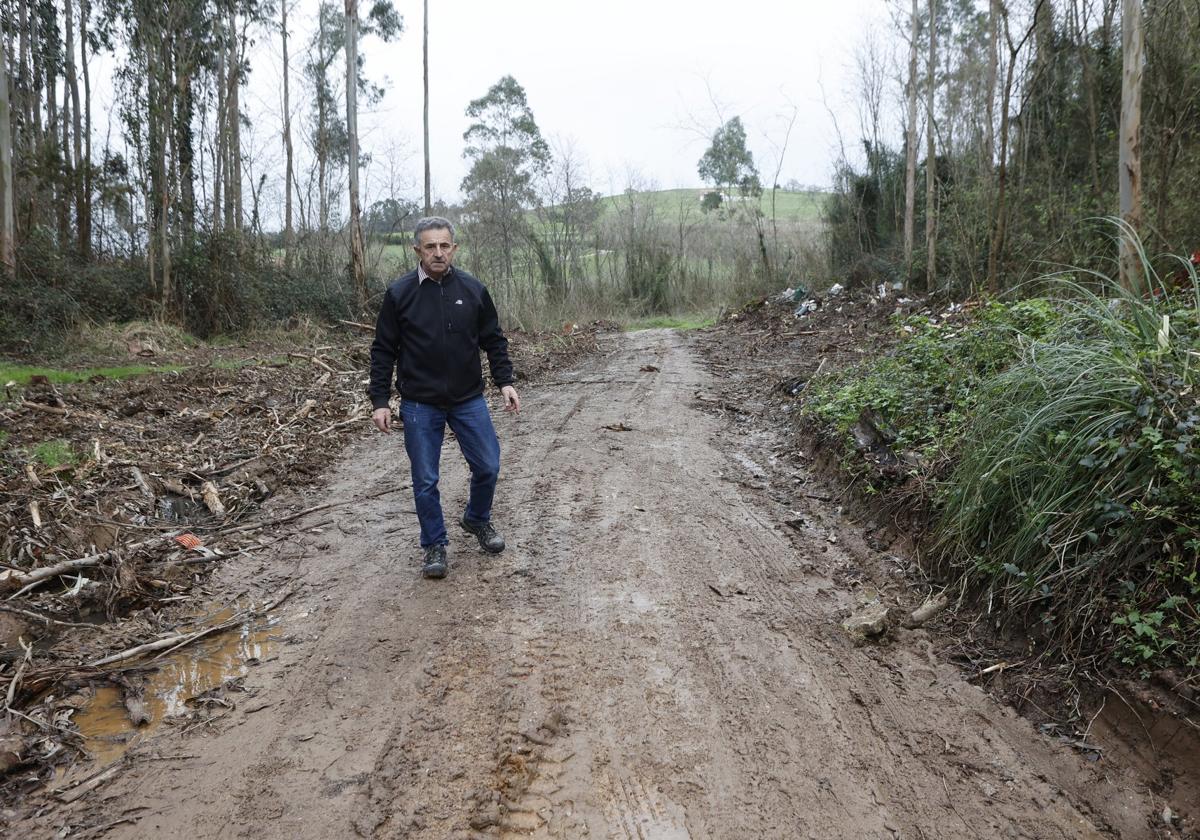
[70,606,282,768]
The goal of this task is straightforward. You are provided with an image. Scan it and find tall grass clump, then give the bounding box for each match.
[934,258,1200,670]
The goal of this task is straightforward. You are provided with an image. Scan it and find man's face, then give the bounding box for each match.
[414,227,457,278]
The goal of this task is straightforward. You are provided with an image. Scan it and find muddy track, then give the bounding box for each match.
[25,329,1178,839]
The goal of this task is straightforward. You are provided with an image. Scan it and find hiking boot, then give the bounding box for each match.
[421,544,448,579]
[460,517,505,554]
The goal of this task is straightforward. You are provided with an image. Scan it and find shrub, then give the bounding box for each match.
[933,268,1199,669]
[805,298,1062,469]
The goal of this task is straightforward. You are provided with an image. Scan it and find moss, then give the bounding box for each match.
[32,439,76,468]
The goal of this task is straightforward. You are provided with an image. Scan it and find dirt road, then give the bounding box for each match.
[34,329,1177,839]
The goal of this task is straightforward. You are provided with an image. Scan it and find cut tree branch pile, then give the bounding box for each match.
[0,325,605,791]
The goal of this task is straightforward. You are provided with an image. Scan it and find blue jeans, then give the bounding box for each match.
[400,395,501,547]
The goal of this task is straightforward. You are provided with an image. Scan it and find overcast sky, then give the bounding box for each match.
[97,0,896,228]
[307,0,890,200]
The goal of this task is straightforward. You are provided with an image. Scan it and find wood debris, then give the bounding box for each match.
[0,325,604,792]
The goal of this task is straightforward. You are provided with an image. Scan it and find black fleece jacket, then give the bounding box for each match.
[368,267,514,409]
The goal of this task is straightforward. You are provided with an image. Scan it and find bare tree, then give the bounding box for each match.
[1118,0,1143,290]
[763,103,799,264]
[987,0,1044,291]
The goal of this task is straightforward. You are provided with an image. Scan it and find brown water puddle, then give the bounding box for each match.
[71,604,282,768]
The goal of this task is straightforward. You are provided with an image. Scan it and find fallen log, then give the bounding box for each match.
[4,533,179,598]
[21,400,68,416]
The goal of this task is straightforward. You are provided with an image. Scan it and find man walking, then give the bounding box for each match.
[369,217,521,579]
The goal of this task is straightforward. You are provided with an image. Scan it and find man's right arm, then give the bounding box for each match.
[368,289,400,431]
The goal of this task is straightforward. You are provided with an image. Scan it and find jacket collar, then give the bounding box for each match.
[417,264,455,284]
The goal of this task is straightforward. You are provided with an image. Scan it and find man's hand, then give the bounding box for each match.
[372,407,393,433]
[501,385,521,413]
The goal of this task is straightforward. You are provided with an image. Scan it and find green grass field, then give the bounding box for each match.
[596,188,827,224]
[0,363,181,387]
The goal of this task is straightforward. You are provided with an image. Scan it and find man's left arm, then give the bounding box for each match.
[478,288,520,412]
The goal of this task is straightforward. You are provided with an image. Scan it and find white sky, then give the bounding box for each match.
[361,0,889,197]
[95,0,893,225]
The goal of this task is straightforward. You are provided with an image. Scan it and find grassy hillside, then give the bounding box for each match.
[597,188,827,224]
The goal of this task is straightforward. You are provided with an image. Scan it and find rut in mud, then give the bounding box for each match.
[21,329,1188,839]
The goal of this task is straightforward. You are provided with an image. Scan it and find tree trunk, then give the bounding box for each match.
[0,36,15,273]
[16,0,30,235]
[30,0,42,153]
[174,31,195,239]
[79,0,92,258]
[924,0,937,291]
[232,13,244,232]
[317,9,329,234]
[345,0,368,308]
[59,64,72,250]
[903,0,919,279]
[17,0,29,139]
[987,2,1043,292]
[1071,0,1103,201]
[282,0,295,259]
[423,0,431,215]
[1118,0,1143,291]
[985,0,999,175]
[147,60,161,299]
[226,11,242,233]
[65,0,85,256]
[213,26,225,233]
[45,2,65,248]
[160,46,174,313]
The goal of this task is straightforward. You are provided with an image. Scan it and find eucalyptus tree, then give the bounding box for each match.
[697,116,761,212]
[1118,0,1143,290]
[423,0,430,215]
[305,0,400,236]
[280,0,296,260]
[925,0,938,290]
[0,37,13,273]
[904,0,921,277]
[460,75,551,281]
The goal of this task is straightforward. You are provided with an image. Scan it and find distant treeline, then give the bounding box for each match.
[826,0,1199,294]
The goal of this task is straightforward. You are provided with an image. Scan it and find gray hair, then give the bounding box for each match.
[412,216,455,244]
